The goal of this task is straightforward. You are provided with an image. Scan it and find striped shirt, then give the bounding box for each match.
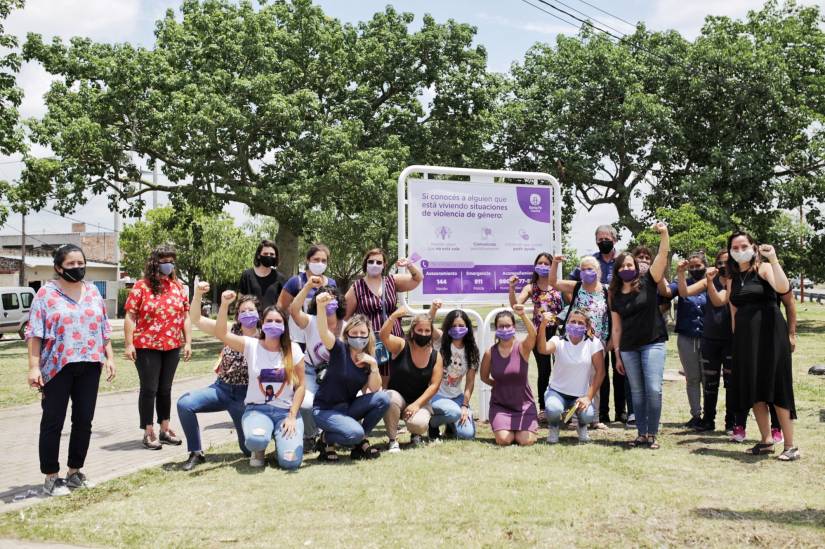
[353,276,403,337]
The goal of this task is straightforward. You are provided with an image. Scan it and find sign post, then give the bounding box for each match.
[397,166,561,421]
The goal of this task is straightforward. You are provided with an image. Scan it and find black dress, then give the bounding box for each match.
[729,270,795,417]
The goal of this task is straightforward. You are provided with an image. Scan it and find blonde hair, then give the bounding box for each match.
[344,314,376,356]
[567,308,594,339]
[406,314,434,342]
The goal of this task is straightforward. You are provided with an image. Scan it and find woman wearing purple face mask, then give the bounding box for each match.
[508,252,564,425]
[549,254,617,427]
[345,248,423,388]
[278,243,338,352]
[177,282,260,470]
[481,305,539,446]
[427,308,480,441]
[609,223,670,450]
[288,281,346,451]
[215,291,306,470]
[537,309,605,444]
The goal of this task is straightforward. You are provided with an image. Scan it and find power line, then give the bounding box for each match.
[518,0,586,35]
[572,0,636,29]
[551,0,629,37]
[0,224,52,247]
[42,208,115,233]
[0,159,24,165]
[533,0,625,42]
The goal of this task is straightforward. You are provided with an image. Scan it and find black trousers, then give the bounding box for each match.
[39,362,101,475]
[598,349,627,422]
[701,337,751,428]
[136,347,181,429]
[533,348,552,411]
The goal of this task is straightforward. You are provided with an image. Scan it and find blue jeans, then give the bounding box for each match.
[177,378,249,456]
[299,366,318,438]
[242,404,304,470]
[312,391,390,447]
[544,388,595,427]
[621,342,666,436]
[429,394,476,440]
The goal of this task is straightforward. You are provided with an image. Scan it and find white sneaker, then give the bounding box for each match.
[249,450,265,467]
[577,424,591,443]
[388,440,401,453]
[42,477,70,497]
[547,425,560,444]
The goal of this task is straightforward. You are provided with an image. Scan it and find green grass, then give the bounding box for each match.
[1,305,824,548]
[0,331,225,408]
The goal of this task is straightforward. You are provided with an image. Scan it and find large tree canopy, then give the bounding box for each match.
[0,0,25,223]
[18,0,500,273]
[496,1,825,236]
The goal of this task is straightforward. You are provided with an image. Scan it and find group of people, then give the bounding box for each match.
[25,224,800,494]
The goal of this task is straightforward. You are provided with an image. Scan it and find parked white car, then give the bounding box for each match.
[0,286,36,340]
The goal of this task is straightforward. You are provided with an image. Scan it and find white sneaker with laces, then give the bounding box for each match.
[43,477,70,497]
[388,440,401,453]
[577,424,591,443]
[547,425,560,444]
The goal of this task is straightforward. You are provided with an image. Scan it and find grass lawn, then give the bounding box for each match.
[1,305,824,547]
[0,330,225,409]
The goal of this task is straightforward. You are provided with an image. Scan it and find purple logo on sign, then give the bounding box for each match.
[516,187,551,223]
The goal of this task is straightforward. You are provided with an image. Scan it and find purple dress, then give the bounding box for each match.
[489,344,538,433]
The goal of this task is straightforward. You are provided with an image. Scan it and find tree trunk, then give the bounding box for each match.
[275,223,301,277]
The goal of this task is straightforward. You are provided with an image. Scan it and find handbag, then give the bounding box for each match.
[374,277,392,366]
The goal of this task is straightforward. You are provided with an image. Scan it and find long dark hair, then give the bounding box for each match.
[144,244,178,295]
[307,285,345,319]
[530,252,553,285]
[259,305,296,385]
[608,252,641,300]
[440,309,480,369]
[726,231,758,276]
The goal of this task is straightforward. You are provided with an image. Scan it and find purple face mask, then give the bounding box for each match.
[366,263,383,277]
[534,264,551,277]
[325,300,339,315]
[566,323,587,340]
[262,322,284,339]
[238,310,259,328]
[448,326,469,340]
[618,269,637,282]
[581,269,598,284]
[496,327,516,341]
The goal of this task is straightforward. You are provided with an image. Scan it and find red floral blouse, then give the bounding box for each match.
[125,278,190,351]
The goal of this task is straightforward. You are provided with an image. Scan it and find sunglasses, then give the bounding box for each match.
[367,260,384,265]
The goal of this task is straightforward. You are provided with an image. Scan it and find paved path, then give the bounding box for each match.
[0,374,238,512]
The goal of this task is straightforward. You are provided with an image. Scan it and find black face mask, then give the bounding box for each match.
[689,269,706,280]
[717,265,727,277]
[597,240,614,254]
[259,256,277,268]
[58,266,86,282]
[412,333,432,347]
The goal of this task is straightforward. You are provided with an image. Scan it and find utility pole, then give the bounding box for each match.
[153,162,159,209]
[114,181,120,280]
[799,203,805,303]
[18,213,26,286]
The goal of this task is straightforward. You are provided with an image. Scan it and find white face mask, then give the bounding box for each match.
[730,247,754,264]
[308,262,327,276]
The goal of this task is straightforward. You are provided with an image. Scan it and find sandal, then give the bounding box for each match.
[647,436,660,450]
[777,447,800,461]
[747,442,775,455]
[351,440,380,460]
[318,445,339,463]
[628,435,647,448]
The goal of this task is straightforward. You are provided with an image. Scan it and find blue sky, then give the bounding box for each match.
[0,0,780,254]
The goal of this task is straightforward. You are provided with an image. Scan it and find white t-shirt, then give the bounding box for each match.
[303,315,331,368]
[437,344,475,399]
[547,336,604,397]
[243,337,305,409]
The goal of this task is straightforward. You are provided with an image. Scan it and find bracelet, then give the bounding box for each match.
[370,367,380,373]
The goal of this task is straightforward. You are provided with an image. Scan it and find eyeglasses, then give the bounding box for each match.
[367,260,384,265]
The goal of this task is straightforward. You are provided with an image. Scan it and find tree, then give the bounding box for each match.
[119,205,256,293]
[633,204,730,259]
[762,210,824,283]
[18,0,500,274]
[0,0,24,224]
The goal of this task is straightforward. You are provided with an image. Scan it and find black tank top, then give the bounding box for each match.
[387,344,436,404]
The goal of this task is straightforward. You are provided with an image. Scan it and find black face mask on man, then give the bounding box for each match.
[259,256,277,268]
[597,240,614,255]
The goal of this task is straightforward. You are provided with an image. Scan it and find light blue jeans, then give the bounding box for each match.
[242,404,304,470]
[621,342,666,436]
[544,388,595,427]
[312,391,391,447]
[176,378,249,456]
[429,394,475,440]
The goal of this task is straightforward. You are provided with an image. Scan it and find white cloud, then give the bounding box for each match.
[5,0,144,43]
[477,11,571,36]
[649,0,766,38]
